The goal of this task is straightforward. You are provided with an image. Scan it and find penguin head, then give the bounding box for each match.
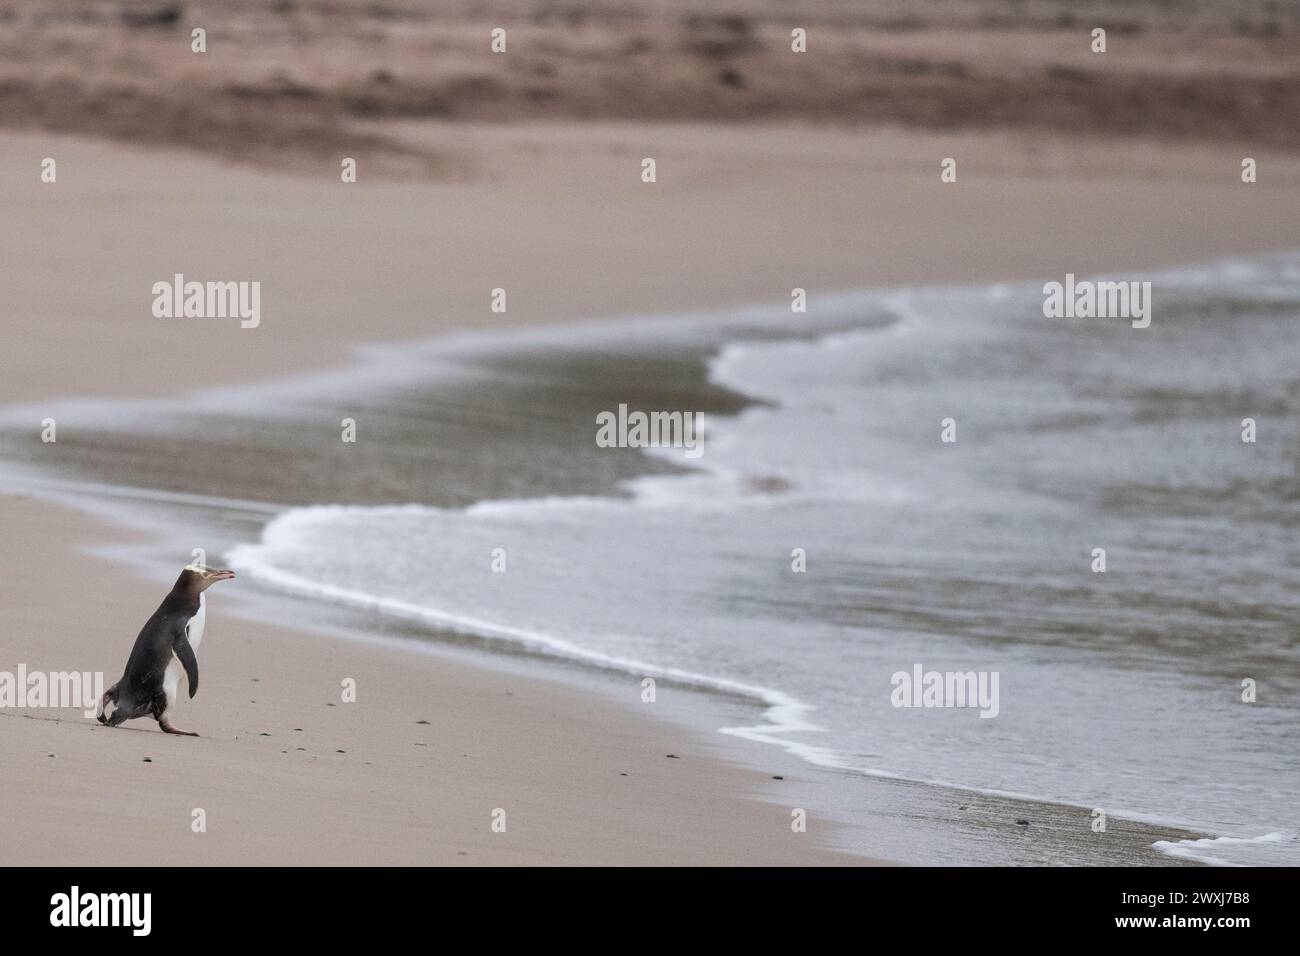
[179,565,236,593]
[97,684,123,726]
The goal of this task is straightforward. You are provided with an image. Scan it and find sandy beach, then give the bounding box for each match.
[2,0,1298,869]
[3,122,1299,407]
[2,120,1297,864]
[1,493,860,865]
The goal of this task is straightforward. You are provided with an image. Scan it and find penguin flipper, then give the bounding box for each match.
[174,634,200,698]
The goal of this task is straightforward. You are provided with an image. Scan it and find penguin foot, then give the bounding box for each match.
[159,721,199,737]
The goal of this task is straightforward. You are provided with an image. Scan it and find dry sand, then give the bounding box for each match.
[2,115,1300,863]
[3,122,1299,407]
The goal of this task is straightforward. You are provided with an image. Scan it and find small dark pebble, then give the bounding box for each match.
[416,720,431,725]
[296,747,305,751]
[772,775,783,780]
[1015,819,1030,826]
[666,754,679,759]
[48,753,56,758]
[959,806,969,810]
[327,703,336,707]
[142,758,152,763]
[415,743,427,747]
[259,732,271,737]
[619,772,628,776]
[336,749,346,754]
[294,728,303,732]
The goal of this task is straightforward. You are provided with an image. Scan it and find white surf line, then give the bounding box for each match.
[1153,832,1292,868]
[225,535,841,761]
[214,303,1216,850]
[225,526,1234,860]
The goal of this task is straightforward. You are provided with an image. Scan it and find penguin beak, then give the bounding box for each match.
[207,569,236,582]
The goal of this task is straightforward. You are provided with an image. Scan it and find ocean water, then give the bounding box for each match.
[4,253,1298,865]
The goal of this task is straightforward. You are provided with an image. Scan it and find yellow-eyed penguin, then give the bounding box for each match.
[97,564,235,736]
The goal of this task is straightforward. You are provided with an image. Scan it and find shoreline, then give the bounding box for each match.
[0,485,1211,867]
[0,492,865,866]
[5,120,1299,864]
[5,122,1300,406]
[0,269,1246,866]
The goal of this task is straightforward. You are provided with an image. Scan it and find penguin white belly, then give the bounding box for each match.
[163,594,205,708]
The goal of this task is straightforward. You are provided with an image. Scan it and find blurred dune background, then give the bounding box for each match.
[1,0,1298,172]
